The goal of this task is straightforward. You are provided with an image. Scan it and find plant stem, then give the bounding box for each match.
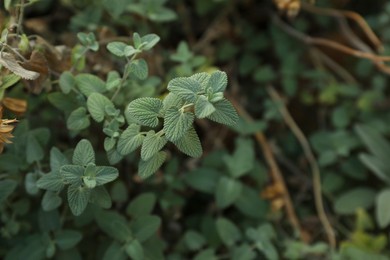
[111,55,137,101]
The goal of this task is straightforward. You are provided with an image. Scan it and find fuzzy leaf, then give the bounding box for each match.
[59,71,75,94]
[189,72,210,89]
[162,92,184,111]
[87,92,115,122]
[207,99,238,126]
[75,73,106,96]
[73,139,95,166]
[172,127,202,158]
[129,59,148,80]
[67,107,90,130]
[195,95,215,118]
[376,189,390,228]
[107,42,129,57]
[138,151,167,179]
[207,71,228,93]
[60,165,84,185]
[1,73,21,90]
[140,34,160,50]
[117,124,144,155]
[163,107,194,141]
[50,147,69,173]
[95,166,119,185]
[141,131,167,161]
[128,97,163,127]
[37,172,64,191]
[167,77,202,102]
[67,184,91,216]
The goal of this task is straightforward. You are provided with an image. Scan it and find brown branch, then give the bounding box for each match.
[229,96,304,241]
[266,86,336,249]
[301,2,383,52]
[273,15,390,75]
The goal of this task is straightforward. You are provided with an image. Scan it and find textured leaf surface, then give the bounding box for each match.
[163,107,194,141]
[87,93,115,122]
[95,166,119,185]
[67,184,91,216]
[75,74,106,96]
[128,97,162,127]
[0,52,39,80]
[67,107,90,130]
[141,131,167,161]
[207,99,238,126]
[117,124,144,155]
[129,59,148,80]
[59,71,75,94]
[167,77,201,102]
[173,127,202,158]
[107,42,128,57]
[37,172,64,191]
[60,165,84,185]
[207,71,228,92]
[138,151,167,179]
[195,95,215,118]
[73,139,95,166]
[189,72,210,88]
[50,147,69,173]
[162,92,184,111]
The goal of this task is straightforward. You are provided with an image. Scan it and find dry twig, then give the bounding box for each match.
[267,86,336,249]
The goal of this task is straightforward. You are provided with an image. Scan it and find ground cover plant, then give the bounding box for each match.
[1,0,390,259]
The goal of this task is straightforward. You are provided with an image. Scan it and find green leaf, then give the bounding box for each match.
[41,190,62,211]
[184,230,206,251]
[103,241,126,260]
[60,165,84,185]
[50,147,69,173]
[129,59,148,80]
[133,32,142,49]
[128,97,163,127]
[126,192,156,218]
[25,172,39,195]
[334,188,376,215]
[195,95,215,118]
[234,186,267,219]
[184,167,220,194]
[67,107,90,130]
[117,124,144,155]
[106,42,129,57]
[75,74,106,96]
[359,153,390,183]
[140,34,160,50]
[172,127,202,158]
[376,189,390,228]
[232,244,256,260]
[67,184,91,216]
[89,186,112,208]
[55,230,82,250]
[96,211,132,242]
[216,217,242,246]
[87,92,115,123]
[83,163,97,188]
[215,176,242,209]
[59,71,75,94]
[104,137,116,151]
[162,92,184,111]
[0,73,21,89]
[207,71,228,93]
[163,107,194,141]
[224,137,255,178]
[131,215,161,242]
[189,72,210,88]
[207,99,238,126]
[73,139,95,166]
[37,172,64,191]
[95,166,119,185]
[125,240,144,260]
[141,132,166,161]
[355,124,390,163]
[26,133,44,163]
[138,151,167,179]
[194,249,217,260]
[106,71,121,90]
[167,77,202,102]
[0,179,17,203]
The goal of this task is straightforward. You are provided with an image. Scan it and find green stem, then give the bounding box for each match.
[111,54,138,101]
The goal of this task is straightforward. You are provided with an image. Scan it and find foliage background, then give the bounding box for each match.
[1,0,390,259]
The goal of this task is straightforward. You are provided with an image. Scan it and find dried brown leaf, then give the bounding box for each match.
[0,52,40,80]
